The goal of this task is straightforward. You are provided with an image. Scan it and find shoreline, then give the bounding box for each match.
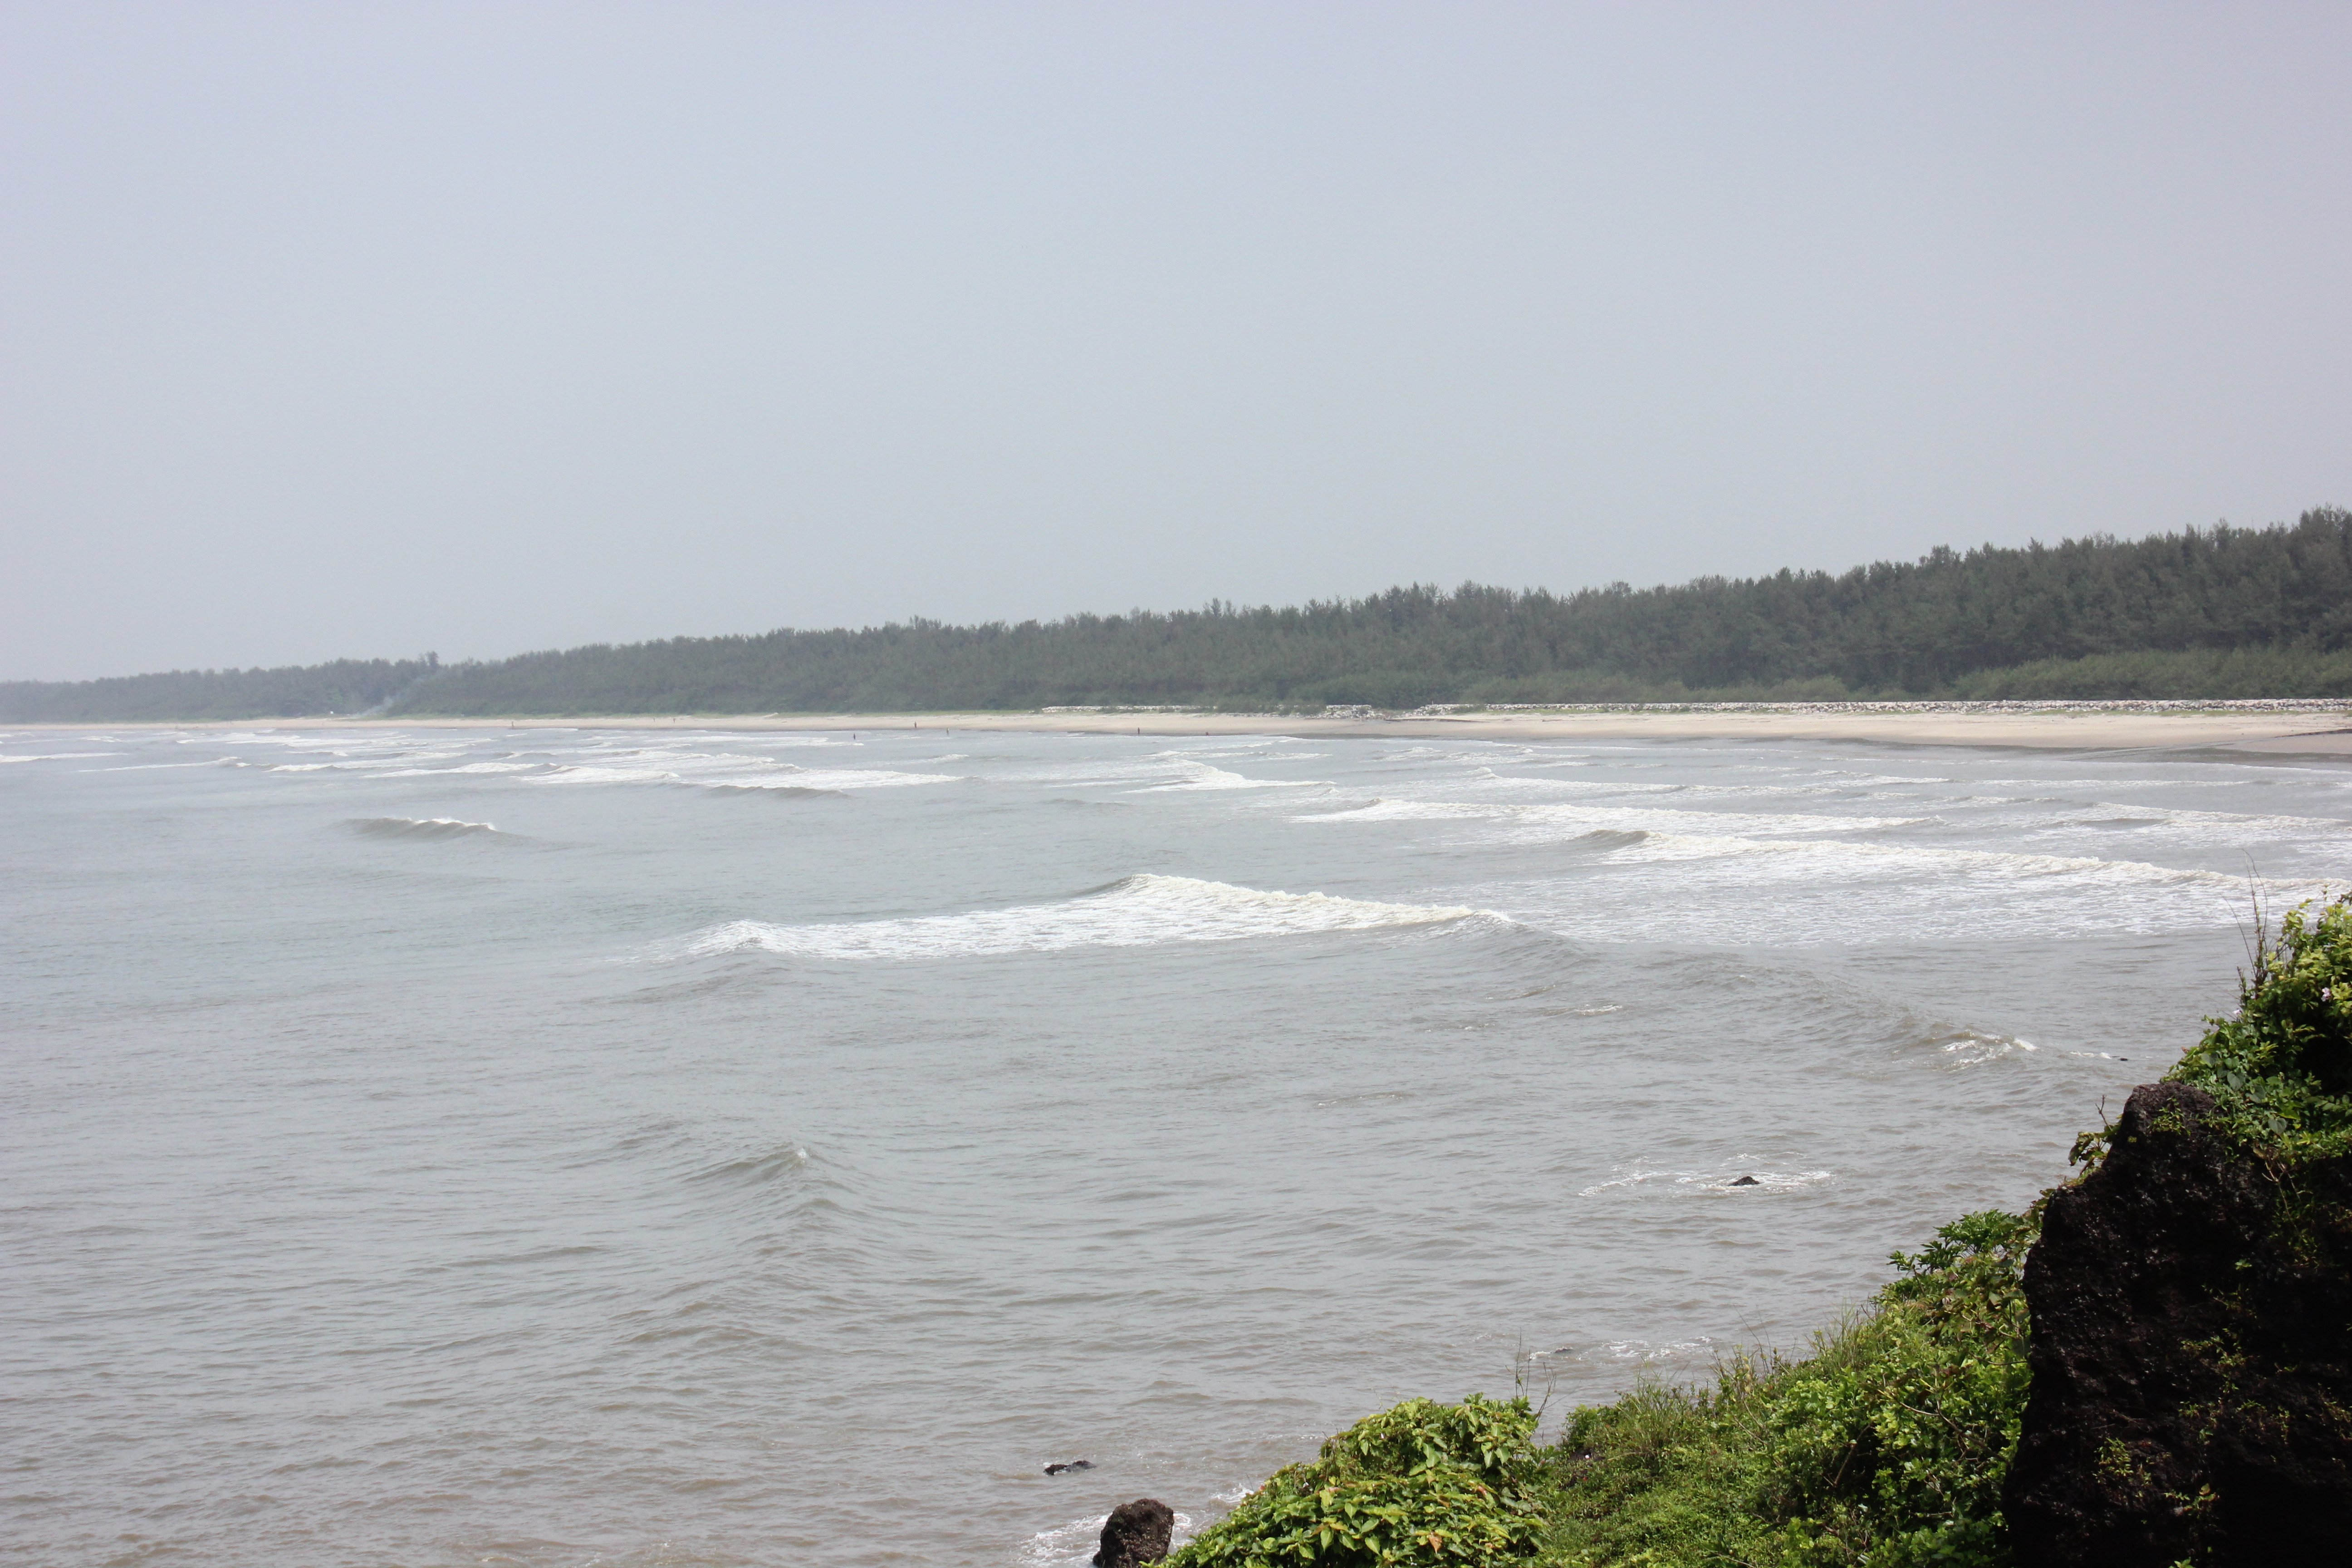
[12,700,2352,754]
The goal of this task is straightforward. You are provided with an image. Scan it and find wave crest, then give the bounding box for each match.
[643,874,1484,963]
[1299,797,1925,835]
[344,816,504,840]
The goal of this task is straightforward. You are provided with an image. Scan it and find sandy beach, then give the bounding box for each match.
[28,701,2352,755]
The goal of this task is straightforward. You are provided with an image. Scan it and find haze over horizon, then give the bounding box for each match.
[5,3,2348,682]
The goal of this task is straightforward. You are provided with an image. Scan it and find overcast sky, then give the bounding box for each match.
[4,3,2347,679]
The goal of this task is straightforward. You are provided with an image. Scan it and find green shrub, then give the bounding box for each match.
[1542,1210,2035,1567]
[2167,892,2352,1160]
[1948,646,2352,700]
[1168,1394,1546,1567]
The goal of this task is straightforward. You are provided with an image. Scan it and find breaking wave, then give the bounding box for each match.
[344,816,506,841]
[1588,829,2330,894]
[534,757,960,791]
[1905,1028,2041,1068]
[1298,796,1925,836]
[366,760,541,777]
[642,874,1485,962]
[703,768,961,791]
[718,784,848,799]
[1134,760,1333,792]
[2051,802,2352,838]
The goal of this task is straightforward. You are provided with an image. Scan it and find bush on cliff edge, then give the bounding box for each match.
[1541,1209,2034,1567]
[2166,891,2352,1160]
[1166,1393,1546,1567]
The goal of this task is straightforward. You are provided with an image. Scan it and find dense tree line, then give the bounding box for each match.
[0,656,440,722]
[5,510,2348,720]
[397,507,2352,712]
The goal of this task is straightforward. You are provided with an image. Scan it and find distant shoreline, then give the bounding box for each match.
[15,700,2352,754]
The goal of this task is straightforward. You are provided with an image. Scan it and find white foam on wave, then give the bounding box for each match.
[1600,829,2335,896]
[1915,1029,2039,1067]
[266,749,472,773]
[1301,797,1923,836]
[1383,743,1524,762]
[642,874,1484,963]
[366,760,540,777]
[2053,801,2352,837]
[601,746,775,765]
[1578,1166,1834,1197]
[992,755,1203,788]
[1596,1335,1719,1363]
[706,768,962,791]
[1133,760,1333,793]
[216,730,434,754]
[531,751,961,791]
[344,816,505,840]
[1464,825,2336,944]
[535,763,676,784]
[1468,771,1685,795]
[0,751,121,762]
[1022,1508,1198,1567]
[1778,768,1957,786]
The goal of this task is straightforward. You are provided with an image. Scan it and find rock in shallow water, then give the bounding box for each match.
[1093,1497,1173,1567]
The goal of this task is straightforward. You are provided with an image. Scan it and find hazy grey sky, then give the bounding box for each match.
[3,3,2346,679]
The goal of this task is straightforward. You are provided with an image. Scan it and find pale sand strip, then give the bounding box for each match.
[24,704,2352,754]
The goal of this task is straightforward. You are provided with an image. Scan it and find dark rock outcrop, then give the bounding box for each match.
[2004,1082,2352,1564]
[1093,1497,1174,1568]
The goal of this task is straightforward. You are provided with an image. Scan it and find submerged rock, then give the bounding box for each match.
[1093,1497,1173,1567]
[1728,1175,1760,1187]
[2004,1082,2352,1563]
[1044,1460,1094,1475]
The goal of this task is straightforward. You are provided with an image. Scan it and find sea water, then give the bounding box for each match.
[3,724,2346,1566]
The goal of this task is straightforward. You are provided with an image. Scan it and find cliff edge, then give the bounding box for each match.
[2005,1082,2352,1560]
[2007,894,2352,1565]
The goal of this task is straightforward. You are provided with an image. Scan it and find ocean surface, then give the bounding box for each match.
[5,723,2347,1566]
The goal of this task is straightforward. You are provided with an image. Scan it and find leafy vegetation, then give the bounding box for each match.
[1171,1214,2034,1568]
[1539,1210,2034,1567]
[1946,645,2352,701]
[1167,1394,1548,1567]
[5,510,2348,718]
[2161,892,2352,1163]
